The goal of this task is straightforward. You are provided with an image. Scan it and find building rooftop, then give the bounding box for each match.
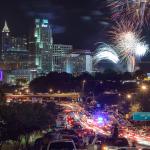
[2,21,10,33]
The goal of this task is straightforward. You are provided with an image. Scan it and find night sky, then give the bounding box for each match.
[0,0,112,49]
[0,0,149,51]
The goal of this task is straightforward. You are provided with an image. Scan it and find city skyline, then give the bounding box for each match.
[0,0,149,50]
[0,18,150,73]
[0,1,150,148]
[0,0,113,49]
[0,0,150,75]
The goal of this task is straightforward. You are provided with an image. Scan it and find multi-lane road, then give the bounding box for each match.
[59,102,150,148]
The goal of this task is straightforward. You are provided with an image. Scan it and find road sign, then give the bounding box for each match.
[133,112,150,121]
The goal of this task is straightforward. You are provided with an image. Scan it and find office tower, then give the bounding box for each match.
[6,69,37,84]
[0,21,37,83]
[4,49,29,69]
[28,30,36,69]
[4,35,30,70]
[69,50,93,74]
[51,44,72,73]
[1,21,11,60]
[34,18,72,73]
[34,19,53,70]
[1,21,30,70]
[11,36,27,50]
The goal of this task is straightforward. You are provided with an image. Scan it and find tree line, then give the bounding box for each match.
[0,101,58,150]
[29,69,146,95]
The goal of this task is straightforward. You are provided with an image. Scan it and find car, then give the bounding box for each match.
[100,138,130,150]
[88,136,130,150]
[61,134,78,142]
[44,131,61,140]
[87,135,106,150]
[59,129,77,136]
[60,134,84,148]
[47,139,77,150]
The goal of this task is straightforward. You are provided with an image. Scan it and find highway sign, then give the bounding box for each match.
[133,112,150,121]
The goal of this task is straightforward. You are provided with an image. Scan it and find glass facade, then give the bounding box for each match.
[68,50,93,74]
[52,44,72,72]
[7,69,37,84]
[4,49,30,70]
[34,19,53,70]
[1,21,30,70]
[2,26,11,60]
[34,18,72,73]
[11,37,27,50]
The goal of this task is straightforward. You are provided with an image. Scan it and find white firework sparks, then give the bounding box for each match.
[108,0,150,27]
[110,20,149,72]
[112,21,149,58]
[135,42,149,57]
[93,43,119,64]
[118,31,139,55]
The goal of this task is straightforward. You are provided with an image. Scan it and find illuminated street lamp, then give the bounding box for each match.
[25,89,29,94]
[83,80,86,84]
[57,90,61,94]
[89,91,95,101]
[141,85,147,91]
[49,88,53,93]
[126,93,136,106]
[126,94,132,99]
[82,80,86,96]
[18,92,22,95]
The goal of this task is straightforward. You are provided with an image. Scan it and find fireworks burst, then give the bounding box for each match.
[135,41,149,56]
[110,20,141,57]
[110,20,149,72]
[93,43,119,64]
[108,0,150,27]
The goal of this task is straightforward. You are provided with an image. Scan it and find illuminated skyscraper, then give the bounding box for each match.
[11,36,27,50]
[34,18,72,73]
[68,50,93,73]
[34,19,53,70]
[52,44,72,73]
[0,21,37,83]
[1,21,29,69]
[1,21,11,60]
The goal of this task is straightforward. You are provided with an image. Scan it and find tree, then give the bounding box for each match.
[45,102,58,128]
[0,90,6,105]
[122,72,133,80]
[0,116,7,150]
[0,102,53,149]
[30,72,75,93]
[16,78,28,86]
[103,69,118,80]
[130,103,141,113]
[134,89,150,112]
[138,94,150,112]
[134,69,146,80]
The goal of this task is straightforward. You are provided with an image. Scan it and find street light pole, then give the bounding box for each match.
[49,88,53,94]
[90,91,95,101]
[140,84,147,92]
[82,80,86,97]
[126,93,134,106]
[139,84,148,111]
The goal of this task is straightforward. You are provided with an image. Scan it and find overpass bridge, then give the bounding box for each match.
[6,92,80,102]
